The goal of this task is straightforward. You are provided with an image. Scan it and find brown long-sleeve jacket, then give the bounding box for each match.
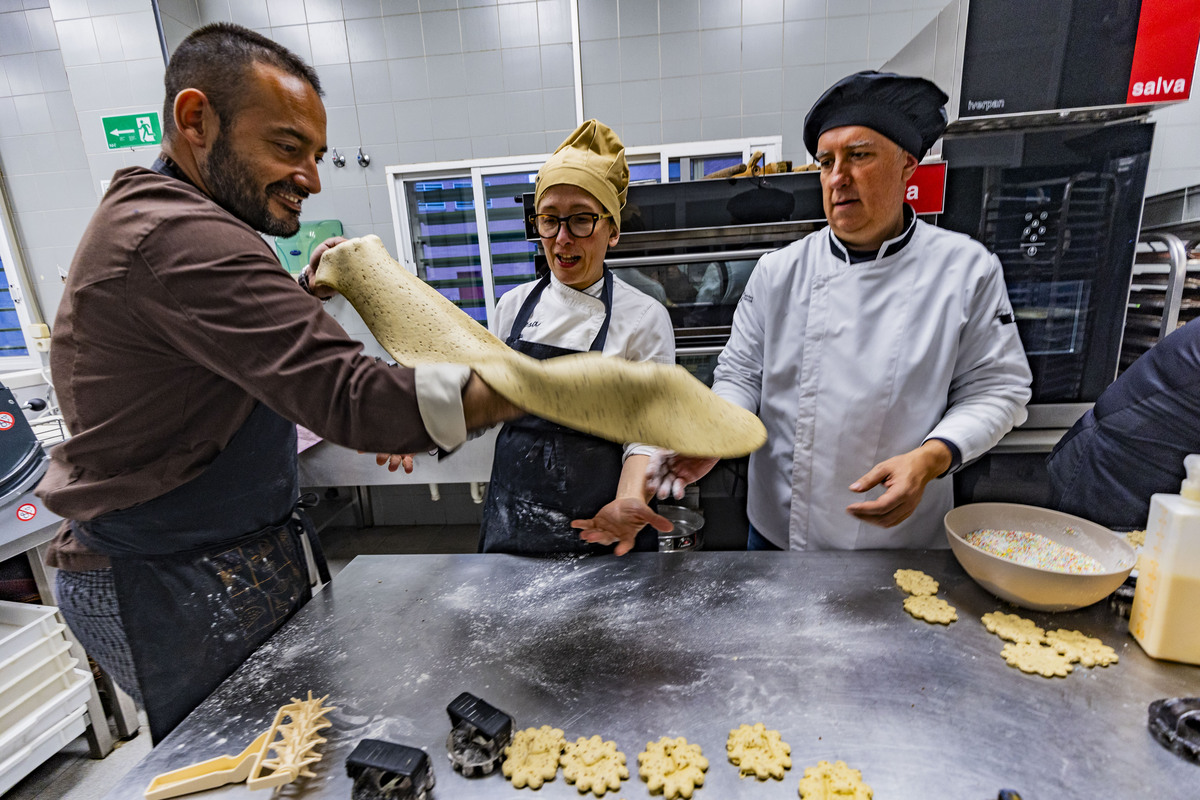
[38,166,434,569]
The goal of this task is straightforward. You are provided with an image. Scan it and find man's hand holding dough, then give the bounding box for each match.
[645,450,720,501]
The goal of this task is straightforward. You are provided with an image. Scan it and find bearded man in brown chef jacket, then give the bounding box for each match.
[36,23,518,743]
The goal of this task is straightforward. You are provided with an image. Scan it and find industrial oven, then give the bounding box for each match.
[512,0,1198,532]
[601,118,1153,407]
[564,117,1155,521]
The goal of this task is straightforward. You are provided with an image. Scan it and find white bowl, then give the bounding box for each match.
[944,502,1136,612]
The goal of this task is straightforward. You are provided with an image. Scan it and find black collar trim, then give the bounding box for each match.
[829,204,918,264]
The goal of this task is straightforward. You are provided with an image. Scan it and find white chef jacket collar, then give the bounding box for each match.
[828,204,917,264]
[548,269,605,300]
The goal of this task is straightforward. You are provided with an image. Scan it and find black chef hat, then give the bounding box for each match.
[803,71,949,159]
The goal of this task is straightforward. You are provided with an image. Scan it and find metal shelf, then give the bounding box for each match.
[1139,182,1200,240]
[1121,189,1200,372]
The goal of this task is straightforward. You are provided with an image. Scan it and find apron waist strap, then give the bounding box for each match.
[74,507,295,560]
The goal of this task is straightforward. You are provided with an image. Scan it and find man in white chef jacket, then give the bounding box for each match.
[650,71,1032,550]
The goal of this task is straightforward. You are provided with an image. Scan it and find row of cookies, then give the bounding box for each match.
[982,611,1119,678]
[893,568,1119,678]
[501,722,871,798]
[894,568,958,624]
[501,725,702,798]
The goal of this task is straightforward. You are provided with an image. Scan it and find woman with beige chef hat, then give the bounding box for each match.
[477,120,676,555]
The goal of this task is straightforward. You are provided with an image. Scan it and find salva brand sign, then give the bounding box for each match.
[960,0,1199,117]
[1126,0,1197,104]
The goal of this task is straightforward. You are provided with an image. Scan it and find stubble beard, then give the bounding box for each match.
[203,131,303,238]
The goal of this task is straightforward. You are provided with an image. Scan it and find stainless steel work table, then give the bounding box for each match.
[105,551,1199,799]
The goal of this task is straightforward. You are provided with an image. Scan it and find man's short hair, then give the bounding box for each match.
[162,23,323,139]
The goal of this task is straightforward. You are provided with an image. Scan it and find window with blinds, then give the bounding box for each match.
[482,171,539,305]
[405,177,486,323]
[390,137,783,330]
[403,170,549,322]
[0,257,29,357]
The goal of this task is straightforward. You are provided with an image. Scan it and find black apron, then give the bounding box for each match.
[72,156,323,743]
[479,269,657,555]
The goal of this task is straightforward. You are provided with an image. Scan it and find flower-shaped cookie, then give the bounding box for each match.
[560,735,628,796]
[638,736,708,799]
[902,594,957,624]
[726,723,791,780]
[797,759,872,799]
[502,725,566,789]
[981,611,1045,644]
[1000,641,1075,678]
[893,569,939,596]
[1045,628,1119,667]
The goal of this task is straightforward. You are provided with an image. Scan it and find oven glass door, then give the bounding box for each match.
[938,122,1153,404]
[608,257,758,331]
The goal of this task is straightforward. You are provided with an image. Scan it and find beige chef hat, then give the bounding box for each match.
[535,119,628,231]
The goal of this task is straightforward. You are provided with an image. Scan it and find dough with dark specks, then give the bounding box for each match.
[902,595,957,624]
[797,759,872,799]
[313,236,767,458]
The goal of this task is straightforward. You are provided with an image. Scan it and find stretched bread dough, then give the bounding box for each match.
[313,236,767,458]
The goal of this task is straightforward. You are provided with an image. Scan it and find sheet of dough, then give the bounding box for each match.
[314,236,767,458]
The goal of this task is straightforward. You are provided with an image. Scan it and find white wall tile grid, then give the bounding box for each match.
[0,0,162,331]
[0,0,1195,335]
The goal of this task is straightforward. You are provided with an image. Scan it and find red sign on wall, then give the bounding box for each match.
[906,161,947,215]
[1127,0,1200,104]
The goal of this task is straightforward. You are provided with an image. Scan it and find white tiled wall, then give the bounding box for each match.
[157,0,580,260]
[1145,50,1200,197]
[579,0,947,160]
[1,0,1199,331]
[0,0,163,327]
[151,0,950,267]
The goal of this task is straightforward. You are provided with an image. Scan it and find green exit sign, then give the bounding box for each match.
[103,112,162,150]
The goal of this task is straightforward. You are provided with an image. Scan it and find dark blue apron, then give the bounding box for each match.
[70,156,322,743]
[479,269,657,555]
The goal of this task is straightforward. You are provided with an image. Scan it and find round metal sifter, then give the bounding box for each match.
[657,505,705,552]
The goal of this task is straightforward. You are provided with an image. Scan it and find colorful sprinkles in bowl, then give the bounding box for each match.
[964,528,1108,575]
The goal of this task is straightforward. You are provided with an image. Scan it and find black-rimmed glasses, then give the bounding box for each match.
[530,212,613,239]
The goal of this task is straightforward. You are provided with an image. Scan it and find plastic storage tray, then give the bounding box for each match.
[0,628,70,682]
[0,704,88,795]
[0,600,94,778]
[0,667,91,764]
[0,602,60,662]
[0,637,75,711]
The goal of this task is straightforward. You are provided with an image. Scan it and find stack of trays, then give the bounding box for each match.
[0,600,94,794]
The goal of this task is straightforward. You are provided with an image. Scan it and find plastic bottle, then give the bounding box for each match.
[1129,454,1200,664]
